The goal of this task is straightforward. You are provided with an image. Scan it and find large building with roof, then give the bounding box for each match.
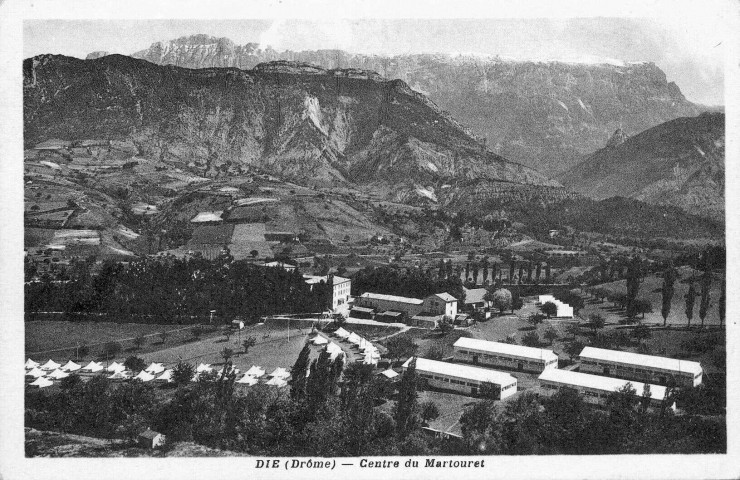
[453,337,558,373]
[354,292,458,328]
[403,357,517,399]
[538,368,674,409]
[578,347,702,387]
[304,274,351,313]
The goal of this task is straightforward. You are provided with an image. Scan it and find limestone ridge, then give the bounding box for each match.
[560,112,724,220]
[24,54,561,205]
[125,34,703,175]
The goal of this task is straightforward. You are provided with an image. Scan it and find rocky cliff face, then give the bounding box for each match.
[127,35,703,175]
[24,54,559,204]
[560,112,724,220]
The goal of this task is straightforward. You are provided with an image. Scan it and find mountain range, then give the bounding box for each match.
[560,112,724,220]
[24,54,562,207]
[97,34,706,176]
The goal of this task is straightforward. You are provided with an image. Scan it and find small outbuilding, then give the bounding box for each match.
[138,429,165,449]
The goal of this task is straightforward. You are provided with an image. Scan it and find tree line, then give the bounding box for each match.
[351,265,465,303]
[25,253,332,324]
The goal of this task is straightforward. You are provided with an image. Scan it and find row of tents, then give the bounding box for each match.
[25,358,292,388]
[331,328,381,365]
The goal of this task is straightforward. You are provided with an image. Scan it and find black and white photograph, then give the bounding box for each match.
[1,0,738,478]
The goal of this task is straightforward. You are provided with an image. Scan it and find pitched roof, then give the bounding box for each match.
[138,429,161,439]
[360,292,423,305]
[403,357,517,386]
[463,288,487,304]
[579,347,702,375]
[454,337,558,362]
[432,292,457,302]
[538,368,669,399]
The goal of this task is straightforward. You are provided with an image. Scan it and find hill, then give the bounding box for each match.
[122,34,703,175]
[560,113,724,220]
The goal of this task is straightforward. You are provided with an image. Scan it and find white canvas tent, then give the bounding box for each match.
[380,369,399,379]
[236,375,259,385]
[245,366,265,377]
[40,359,61,371]
[156,370,173,382]
[348,333,362,344]
[81,361,104,372]
[108,370,130,380]
[29,377,54,388]
[25,359,40,369]
[269,367,290,379]
[326,342,345,360]
[145,363,165,374]
[265,377,287,387]
[61,360,82,372]
[363,352,378,365]
[312,335,329,345]
[107,362,125,373]
[134,370,155,382]
[48,369,69,379]
[26,367,46,378]
[334,328,350,339]
[196,363,213,373]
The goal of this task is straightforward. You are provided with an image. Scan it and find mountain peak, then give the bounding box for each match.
[86,51,110,60]
[605,128,628,148]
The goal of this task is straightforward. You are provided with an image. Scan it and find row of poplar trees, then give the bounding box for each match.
[659,249,724,328]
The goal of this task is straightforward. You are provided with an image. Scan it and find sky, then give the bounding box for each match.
[24,18,726,105]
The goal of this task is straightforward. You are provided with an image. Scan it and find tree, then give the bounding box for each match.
[385,336,418,365]
[77,342,90,359]
[394,358,420,438]
[699,258,712,328]
[425,345,445,360]
[719,278,725,328]
[544,326,558,345]
[625,256,643,315]
[290,341,311,400]
[437,316,455,334]
[172,361,195,386]
[221,347,234,363]
[103,341,122,361]
[133,334,146,350]
[634,299,653,319]
[479,381,501,400]
[528,313,546,328]
[588,313,605,333]
[420,401,440,426]
[661,263,678,326]
[488,288,512,314]
[123,355,146,373]
[639,383,652,413]
[564,340,585,361]
[242,336,257,354]
[685,282,697,328]
[565,323,581,340]
[522,331,540,347]
[60,373,83,390]
[540,301,558,318]
[631,324,652,345]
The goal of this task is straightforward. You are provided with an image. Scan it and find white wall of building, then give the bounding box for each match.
[454,347,558,373]
[579,359,701,387]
